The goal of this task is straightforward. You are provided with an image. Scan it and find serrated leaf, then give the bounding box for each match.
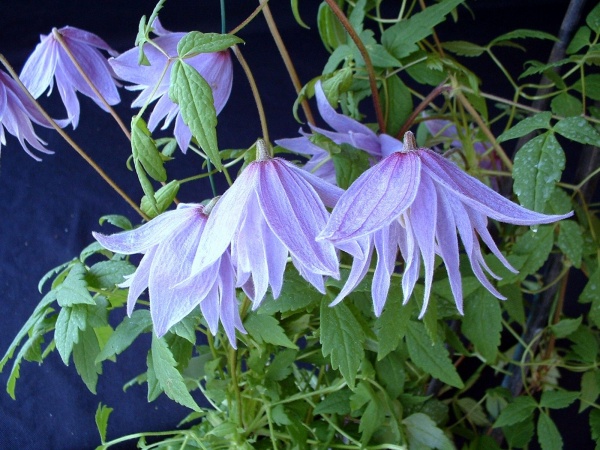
[56,263,95,307]
[567,26,591,54]
[332,144,372,189]
[537,413,563,450]
[491,29,558,45]
[554,116,600,146]
[314,388,352,415]
[550,316,582,338]
[259,268,323,314]
[382,0,465,59]
[131,117,166,182]
[98,214,133,231]
[73,325,102,393]
[497,112,552,142]
[376,287,412,360]
[502,226,555,284]
[504,416,535,448]
[376,351,405,398]
[55,305,87,365]
[360,395,385,444]
[513,133,565,212]
[569,327,599,363]
[141,180,180,219]
[494,396,537,428]
[462,288,502,362]
[573,74,600,101]
[38,261,73,293]
[406,321,463,388]
[403,413,454,450]
[244,314,297,349]
[457,397,490,426]
[587,2,600,33]
[265,349,298,381]
[442,40,485,56]
[320,300,365,388]
[169,60,221,170]
[551,92,583,117]
[86,260,135,290]
[557,220,583,267]
[591,409,600,440]
[95,403,113,444]
[177,32,243,58]
[96,310,152,363]
[539,390,579,409]
[383,74,413,137]
[151,334,200,411]
[580,267,600,304]
[580,371,600,413]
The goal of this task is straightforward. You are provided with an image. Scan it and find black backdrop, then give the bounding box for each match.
[0,1,587,449]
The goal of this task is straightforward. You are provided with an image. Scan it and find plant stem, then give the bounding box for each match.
[397,81,450,139]
[259,0,315,125]
[323,0,386,132]
[229,2,269,36]
[0,54,147,220]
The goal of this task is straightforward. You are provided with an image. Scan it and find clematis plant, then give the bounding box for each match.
[2,1,600,449]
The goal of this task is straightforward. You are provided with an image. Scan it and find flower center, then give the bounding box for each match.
[403,131,417,151]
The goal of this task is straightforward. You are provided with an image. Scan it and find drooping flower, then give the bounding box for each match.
[109,19,233,153]
[276,81,381,184]
[0,70,57,160]
[92,202,246,346]
[189,140,343,308]
[319,132,573,317]
[20,26,121,128]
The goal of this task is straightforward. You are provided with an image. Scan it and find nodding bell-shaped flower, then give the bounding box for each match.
[0,70,60,160]
[109,18,233,153]
[92,202,246,347]
[319,131,573,318]
[20,26,121,128]
[190,139,343,308]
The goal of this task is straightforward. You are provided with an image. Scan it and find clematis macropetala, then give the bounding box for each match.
[109,19,233,153]
[92,202,245,346]
[189,139,343,308]
[20,26,121,128]
[319,131,573,318]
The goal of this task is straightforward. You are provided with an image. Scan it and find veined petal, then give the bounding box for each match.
[320,151,421,243]
[330,238,373,307]
[400,216,419,305]
[20,36,58,98]
[279,158,342,207]
[218,252,246,347]
[200,281,221,336]
[420,149,573,225]
[186,51,232,115]
[60,26,118,56]
[372,226,399,316]
[127,247,156,316]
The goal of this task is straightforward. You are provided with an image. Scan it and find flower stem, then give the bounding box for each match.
[397,81,450,139]
[51,28,131,140]
[232,45,270,145]
[323,0,386,133]
[0,54,147,220]
[229,2,268,35]
[259,0,315,126]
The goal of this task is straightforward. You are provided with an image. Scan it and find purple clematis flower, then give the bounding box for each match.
[319,132,573,318]
[92,202,246,346]
[20,26,121,128]
[0,70,59,160]
[109,19,233,153]
[276,81,382,184]
[190,140,343,308]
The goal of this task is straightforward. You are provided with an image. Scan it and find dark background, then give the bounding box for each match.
[0,0,590,449]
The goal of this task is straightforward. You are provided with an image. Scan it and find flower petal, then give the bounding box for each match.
[372,226,399,316]
[126,247,156,316]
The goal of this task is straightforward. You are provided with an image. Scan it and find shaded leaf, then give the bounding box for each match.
[497,112,552,142]
[494,396,537,428]
[557,220,583,267]
[96,310,152,363]
[244,314,297,349]
[56,263,95,307]
[442,40,485,56]
[539,390,579,409]
[403,413,454,450]
[462,288,502,362]
[554,116,600,146]
[177,32,242,58]
[537,413,563,450]
[73,325,102,394]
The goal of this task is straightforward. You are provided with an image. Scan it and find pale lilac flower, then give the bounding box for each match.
[0,70,56,160]
[190,140,343,308]
[20,26,121,128]
[92,203,245,346]
[110,19,233,153]
[276,81,381,184]
[319,132,573,318]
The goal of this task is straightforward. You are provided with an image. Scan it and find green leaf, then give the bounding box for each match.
[569,327,599,363]
[56,263,95,307]
[95,403,113,444]
[360,395,386,444]
[320,300,365,388]
[383,75,413,137]
[141,180,180,219]
[591,409,600,440]
[375,287,412,360]
[539,390,579,409]
[462,288,502,362]
[403,413,454,450]
[503,416,535,448]
[73,325,102,393]
[332,144,372,189]
[580,267,600,304]
[376,351,405,398]
[557,220,583,267]
[497,112,552,142]
[259,268,323,314]
[554,116,600,146]
[586,2,600,33]
[382,0,465,59]
[291,0,310,29]
[177,32,243,58]
[55,305,87,365]
[96,310,152,363]
[169,60,221,170]
[314,388,352,415]
[537,412,563,450]
[317,2,347,52]
[550,316,582,338]
[494,396,537,428]
[406,321,463,388]
[442,40,485,56]
[490,29,558,45]
[567,26,591,54]
[580,371,600,413]
[151,334,200,411]
[265,349,298,381]
[98,215,133,231]
[513,132,565,212]
[85,260,135,290]
[551,92,583,117]
[573,74,600,101]
[244,313,297,349]
[502,226,555,284]
[131,117,166,182]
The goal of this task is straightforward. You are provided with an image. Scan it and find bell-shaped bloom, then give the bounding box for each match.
[0,70,59,160]
[92,203,245,346]
[190,141,343,308]
[276,81,381,184]
[20,26,121,128]
[110,19,233,153]
[319,132,573,318]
